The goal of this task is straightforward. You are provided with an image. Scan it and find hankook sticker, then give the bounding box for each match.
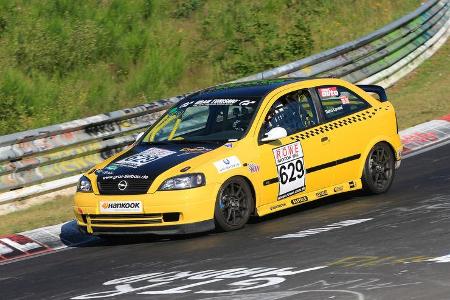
[273,142,305,200]
[100,201,143,213]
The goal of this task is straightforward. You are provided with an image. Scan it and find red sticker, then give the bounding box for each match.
[340,95,350,104]
[0,234,52,263]
[318,87,339,98]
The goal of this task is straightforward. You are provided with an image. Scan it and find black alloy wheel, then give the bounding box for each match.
[214,177,254,232]
[362,142,395,194]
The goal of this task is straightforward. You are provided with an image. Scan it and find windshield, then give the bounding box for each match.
[141,97,261,144]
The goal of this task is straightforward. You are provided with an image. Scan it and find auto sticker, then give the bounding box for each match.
[115,148,176,168]
[273,141,305,200]
[214,156,241,173]
[318,87,339,98]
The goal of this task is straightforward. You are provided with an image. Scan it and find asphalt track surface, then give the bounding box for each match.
[1,143,450,300]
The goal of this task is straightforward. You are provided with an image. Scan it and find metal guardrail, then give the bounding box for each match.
[0,0,449,204]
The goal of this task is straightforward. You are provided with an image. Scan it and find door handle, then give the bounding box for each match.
[321,136,329,143]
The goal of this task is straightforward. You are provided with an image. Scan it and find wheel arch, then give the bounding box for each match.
[359,137,397,177]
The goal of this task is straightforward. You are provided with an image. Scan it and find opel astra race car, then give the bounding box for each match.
[74,78,402,235]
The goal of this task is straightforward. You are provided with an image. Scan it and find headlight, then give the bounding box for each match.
[77,176,93,193]
[158,173,205,191]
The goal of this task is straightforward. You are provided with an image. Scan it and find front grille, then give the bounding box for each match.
[82,213,180,226]
[97,179,152,195]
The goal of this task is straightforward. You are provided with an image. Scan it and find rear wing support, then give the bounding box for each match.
[357,85,387,102]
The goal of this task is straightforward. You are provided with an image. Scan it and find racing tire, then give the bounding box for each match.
[214,177,254,232]
[362,142,395,194]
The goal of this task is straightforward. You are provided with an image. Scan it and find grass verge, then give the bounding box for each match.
[0,196,74,235]
[388,41,450,129]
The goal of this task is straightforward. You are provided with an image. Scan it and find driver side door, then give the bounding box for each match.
[256,88,334,211]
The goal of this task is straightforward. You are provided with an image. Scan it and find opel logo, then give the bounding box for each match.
[118,180,128,191]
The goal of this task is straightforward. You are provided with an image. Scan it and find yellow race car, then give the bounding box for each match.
[74,78,402,235]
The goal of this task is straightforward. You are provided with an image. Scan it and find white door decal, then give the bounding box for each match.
[272,141,306,200]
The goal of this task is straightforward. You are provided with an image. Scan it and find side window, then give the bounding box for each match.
[316,86,370,120]
[261,89,318,137]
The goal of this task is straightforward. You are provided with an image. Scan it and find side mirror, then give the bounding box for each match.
[260,127,287,142]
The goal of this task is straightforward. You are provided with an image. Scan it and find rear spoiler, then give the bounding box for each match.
[356,85,387,102]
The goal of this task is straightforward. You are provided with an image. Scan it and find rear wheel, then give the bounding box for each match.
[214,177,254,232]
[362,142,395,194]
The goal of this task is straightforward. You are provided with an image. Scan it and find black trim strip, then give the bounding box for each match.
[262,154,361,186]
[263,178,278,186]
[306,161,335,173]
[307,154,361,173]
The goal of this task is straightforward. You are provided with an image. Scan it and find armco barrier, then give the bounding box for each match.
[0,0,449,204]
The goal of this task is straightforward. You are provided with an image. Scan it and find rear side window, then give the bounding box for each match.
[316,86,370,120]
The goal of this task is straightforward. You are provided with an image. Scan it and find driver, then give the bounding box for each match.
[263,95,302,135]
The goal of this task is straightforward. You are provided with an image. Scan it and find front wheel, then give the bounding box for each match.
[362,142,395,194]
[214,177,254,232]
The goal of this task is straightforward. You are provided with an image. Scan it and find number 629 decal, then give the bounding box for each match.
[273,141,306,200]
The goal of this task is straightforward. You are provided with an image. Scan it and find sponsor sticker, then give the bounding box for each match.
[95,169,114,175]
[340,95,350,104]
[247,163,260,173]
[115,148,175,168]
[270,203,286,211]
[273,142,306,200]
[333,185,344,192]
[214,156,241,173]
[179,99,258,108]
[291,196,308,206]
[349,181,356,189]
[101,174,149,180]
[239,100,256,106]
[179,147,211,155]
[325,106,344,115]
[316,190,328,198]
[318,87,339,98]
[106,164,119,171]
[100,201,143,213]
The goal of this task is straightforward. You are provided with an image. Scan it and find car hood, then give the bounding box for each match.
[95,142,224,181]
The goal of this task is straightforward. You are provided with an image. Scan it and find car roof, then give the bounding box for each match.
[186,78,316,100]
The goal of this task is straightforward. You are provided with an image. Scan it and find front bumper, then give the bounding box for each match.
[74,184,219,235]
[78,219,215,235]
